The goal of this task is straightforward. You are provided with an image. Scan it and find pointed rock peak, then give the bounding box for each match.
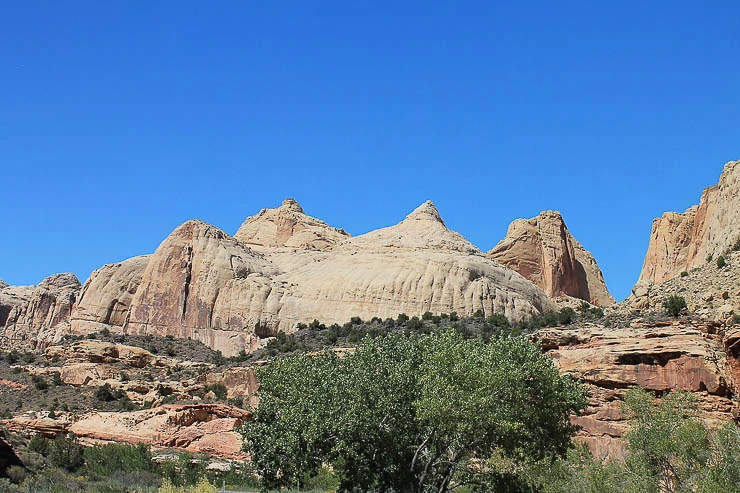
[0,280,8,289]
[280,198,304,214]
[404,201,445,226]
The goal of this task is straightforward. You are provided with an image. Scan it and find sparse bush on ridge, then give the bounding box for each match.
[663,294,687,317]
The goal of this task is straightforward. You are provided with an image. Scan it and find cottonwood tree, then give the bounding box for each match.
[242,330,587,492]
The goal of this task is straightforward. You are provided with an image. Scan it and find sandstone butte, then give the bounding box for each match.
[638,159,740,285]
[488,210,614,307]
[0,199,617,355]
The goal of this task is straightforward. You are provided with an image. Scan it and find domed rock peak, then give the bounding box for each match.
[488,211,614,306]
[235,198,350,251]
[340,201,479,254]
[403,200,445,225]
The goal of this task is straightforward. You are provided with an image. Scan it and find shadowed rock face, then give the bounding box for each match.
[639,160,740,284]
[61,200,555,355]
[488,211,614,306]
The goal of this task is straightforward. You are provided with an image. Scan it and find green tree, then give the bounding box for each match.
[47,433,85,472]
[84,442,153,478]
[242,331,587,492]
[622,388,710,493]
[663,295,687,317]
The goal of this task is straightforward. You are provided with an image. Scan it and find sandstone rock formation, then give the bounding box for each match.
[534,320,736,459]
[235,198,350,250]
[71,255,150,335]
[2,404,250,460]
[65,200,556,355]
[0,273,80,349]
[627,249,740,323]
[488,211,614,306]
[639,160,740,284]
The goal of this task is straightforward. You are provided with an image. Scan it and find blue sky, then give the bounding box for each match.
[2,2,739,301]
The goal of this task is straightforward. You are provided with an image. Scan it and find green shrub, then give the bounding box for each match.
[95,383,124,402]
[48,434,85,472]
[589,307,605,318]
[680,271,689,277]
[663,295,687,317]
[28,434,49,455]
[5,350,19,364]
[84,442,153,479]
[31,375,48,391]
[205,383,227,401]
[486,313,510,328]
[557,307,576,325]
[51,371,63,386]
[717,255,727,268]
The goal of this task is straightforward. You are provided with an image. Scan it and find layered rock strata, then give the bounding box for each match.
[488,211,613,306]
[534,320,737,459]
[639,160,740,284]
[2,404,250,460]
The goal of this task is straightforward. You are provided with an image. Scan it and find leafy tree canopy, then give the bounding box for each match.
[242,330,587,492]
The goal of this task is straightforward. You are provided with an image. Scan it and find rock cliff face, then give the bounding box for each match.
[639,160,740,284]
[61,200,555,355]
[488,211,614,306]
[534,319,737,459]
[0,273,80,349]
[71,255,150,335]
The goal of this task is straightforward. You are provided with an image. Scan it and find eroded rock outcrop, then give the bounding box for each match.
[2,404,250,460]
[0,274,81,349]
[639,160,740,284]
[71,255,150,335]
[488,211,613,306]
[534,320,736,459]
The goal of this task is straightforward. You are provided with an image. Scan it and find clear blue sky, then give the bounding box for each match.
[2,2,739,301]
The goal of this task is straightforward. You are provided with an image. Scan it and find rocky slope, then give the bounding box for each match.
[488,211,613,306]
[59,200,557,355]
[639,160,740,284]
